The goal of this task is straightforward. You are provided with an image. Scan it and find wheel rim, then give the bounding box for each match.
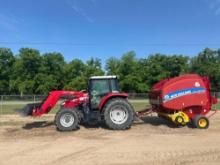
[60,113,75,128]
[177,116,183,123]
[110,106,128,124]
[198,118,207,128]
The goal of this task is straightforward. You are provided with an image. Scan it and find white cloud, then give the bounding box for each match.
[206,0,220,15]
[65,0,94,23]
[0,14,22,31]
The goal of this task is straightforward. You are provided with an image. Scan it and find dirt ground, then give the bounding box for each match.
[0,113,220,165]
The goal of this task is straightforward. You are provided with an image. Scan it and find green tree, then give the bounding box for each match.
[190,48,220,91]
[139,54,189,89]
[64,76,87,91]
[64,58,104,91]
[118,51,145,92]
[84,58,104,78]
[0,48,15,94]
[64,59,87,90]
[105,57,121,75]
[10,48,42,95]
[34,74,58,94]
[106,51,148,92]
[64,59,85,80]
[2,46,220,94]
[35,52,66,94]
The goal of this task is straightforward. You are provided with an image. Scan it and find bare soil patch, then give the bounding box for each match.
[0,113,220,165]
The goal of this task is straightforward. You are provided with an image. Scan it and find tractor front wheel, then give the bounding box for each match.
[55,109,79,131]
[103,98,134,130]
[192,115,209,129]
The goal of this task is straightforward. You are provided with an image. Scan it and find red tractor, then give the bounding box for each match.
[18,76,134,131]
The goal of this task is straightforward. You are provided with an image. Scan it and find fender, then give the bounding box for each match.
[98,93,128,110]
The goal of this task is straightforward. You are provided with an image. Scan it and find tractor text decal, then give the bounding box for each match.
[163,87,205,102]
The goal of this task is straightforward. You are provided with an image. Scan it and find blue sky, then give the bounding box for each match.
[0,0,220,62]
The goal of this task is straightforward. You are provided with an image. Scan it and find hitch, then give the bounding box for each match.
[135,108,154,118]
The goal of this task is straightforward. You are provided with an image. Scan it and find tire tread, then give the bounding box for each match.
[103,98,134,130]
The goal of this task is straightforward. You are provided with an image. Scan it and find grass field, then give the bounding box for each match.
[0,100,150,115]
[0,99,219,115]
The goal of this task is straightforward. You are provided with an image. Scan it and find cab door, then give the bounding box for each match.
[89,79,111,110]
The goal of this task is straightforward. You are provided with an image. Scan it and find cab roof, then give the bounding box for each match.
[90,75,117,79]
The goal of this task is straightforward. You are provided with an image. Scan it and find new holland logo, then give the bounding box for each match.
[163,87,205,102]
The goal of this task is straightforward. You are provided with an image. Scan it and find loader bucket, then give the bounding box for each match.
[16,103,41,116]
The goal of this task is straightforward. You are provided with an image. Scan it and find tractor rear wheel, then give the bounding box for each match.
[192,115,209,129]
[55,109,79,131]
[103,98,134,130]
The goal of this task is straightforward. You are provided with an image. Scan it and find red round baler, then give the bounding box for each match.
[149,74,218,128]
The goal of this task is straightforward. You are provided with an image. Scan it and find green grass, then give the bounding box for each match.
[0,103,61,115]
[130,100,150,111]
[0,100,219,115]
[213,103,220,110]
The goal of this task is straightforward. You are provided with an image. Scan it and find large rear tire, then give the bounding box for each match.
[55,109,79,131]
[103,98,134,130]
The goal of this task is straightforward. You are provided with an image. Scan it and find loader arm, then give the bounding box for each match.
[18,90,86,117]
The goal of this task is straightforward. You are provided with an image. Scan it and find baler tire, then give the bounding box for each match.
[103,98,134,130]
[55,109,79,131]
[192,115,209,129]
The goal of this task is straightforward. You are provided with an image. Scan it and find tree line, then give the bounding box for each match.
[0,47,219,95]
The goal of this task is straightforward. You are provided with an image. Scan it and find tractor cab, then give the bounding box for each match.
[88,75,120,110]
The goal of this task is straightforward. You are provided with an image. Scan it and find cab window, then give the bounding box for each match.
[90,79,110,109]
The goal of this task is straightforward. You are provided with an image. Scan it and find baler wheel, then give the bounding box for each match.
[55,109,79,131]
[192,115,209,129]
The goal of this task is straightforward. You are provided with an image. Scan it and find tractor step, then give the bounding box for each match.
[15,103,41,116]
